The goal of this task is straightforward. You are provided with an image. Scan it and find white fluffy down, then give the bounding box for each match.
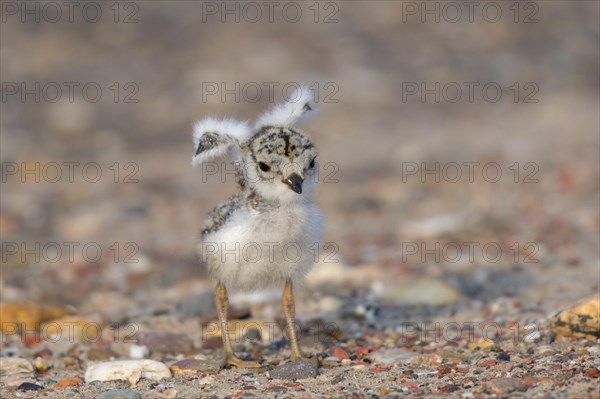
[255,86,316,129]
[191,118,252,166]
[201,201,324,291]
[192,91,324,291]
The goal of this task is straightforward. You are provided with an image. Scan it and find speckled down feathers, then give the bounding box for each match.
[192,87,323,291]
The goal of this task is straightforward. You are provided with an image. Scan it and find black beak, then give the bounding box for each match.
[283,173,303,194]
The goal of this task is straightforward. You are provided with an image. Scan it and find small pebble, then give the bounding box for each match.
[199,376,215,385]
[97,389,142,399]
[584,368,600,378]
[0,358,35,386]
[480,359,498,367]
[467,338,495,351]
[18,382,43,391]
[322,357,340,367]
[53,377,84,388]
[588,346,600,356]
[356,348,370,356]
[32,356,49,372]
[161,388,178,398]
[536,345,553,355]
[485,378,528,395]
[270,360,318,380]
[129,344,150,359]
[524,330,541,343]
[498,362,514,373]
[366,348,419,365]
[85,359,172,385]
[439,384,459,394]
[0,357,34,375]
[341,359,352,366]
[170,358,219,375]
[333,347,350,360]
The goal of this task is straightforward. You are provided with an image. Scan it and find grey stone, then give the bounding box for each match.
[97,389,142,399]
[17,382,43,391]
[270,360,318,380]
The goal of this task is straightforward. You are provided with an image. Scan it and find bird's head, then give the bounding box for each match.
[192,86,319,203]
[241,126,318,202]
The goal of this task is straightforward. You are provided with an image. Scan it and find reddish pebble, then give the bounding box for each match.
[24,335,42,347]
[438,366,453,376]
[456,367,469,373]
[584,368,600,378]
[403,381,419,387]
[231,391,244,398]
[333,347,350,360]
[480,359,498,367]
[522,377,539,387]
[283,382,304,391]
[53,377,83,388]
[356,347,370,356]
[499,362,514,373]
[372,365,392,372]
[439,384,459,393]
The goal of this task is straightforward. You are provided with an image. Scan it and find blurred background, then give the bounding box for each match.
[1,1,598,331]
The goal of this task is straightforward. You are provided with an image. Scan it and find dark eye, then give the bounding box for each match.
[258,162,270,172]
[309,158,316,168]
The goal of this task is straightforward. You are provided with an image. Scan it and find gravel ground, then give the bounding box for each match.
[1,1,599,398]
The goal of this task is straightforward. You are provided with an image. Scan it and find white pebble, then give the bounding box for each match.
[0,358,35,386]
[366,348,420,364]
[129,344,150,359]
[198,376,215,385]
[524,331,541,343]
[0,357,34,375]
[85,359,172,385]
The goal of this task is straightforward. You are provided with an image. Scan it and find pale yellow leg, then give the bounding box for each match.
[282,279,307,361]
[215,282,261,368]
